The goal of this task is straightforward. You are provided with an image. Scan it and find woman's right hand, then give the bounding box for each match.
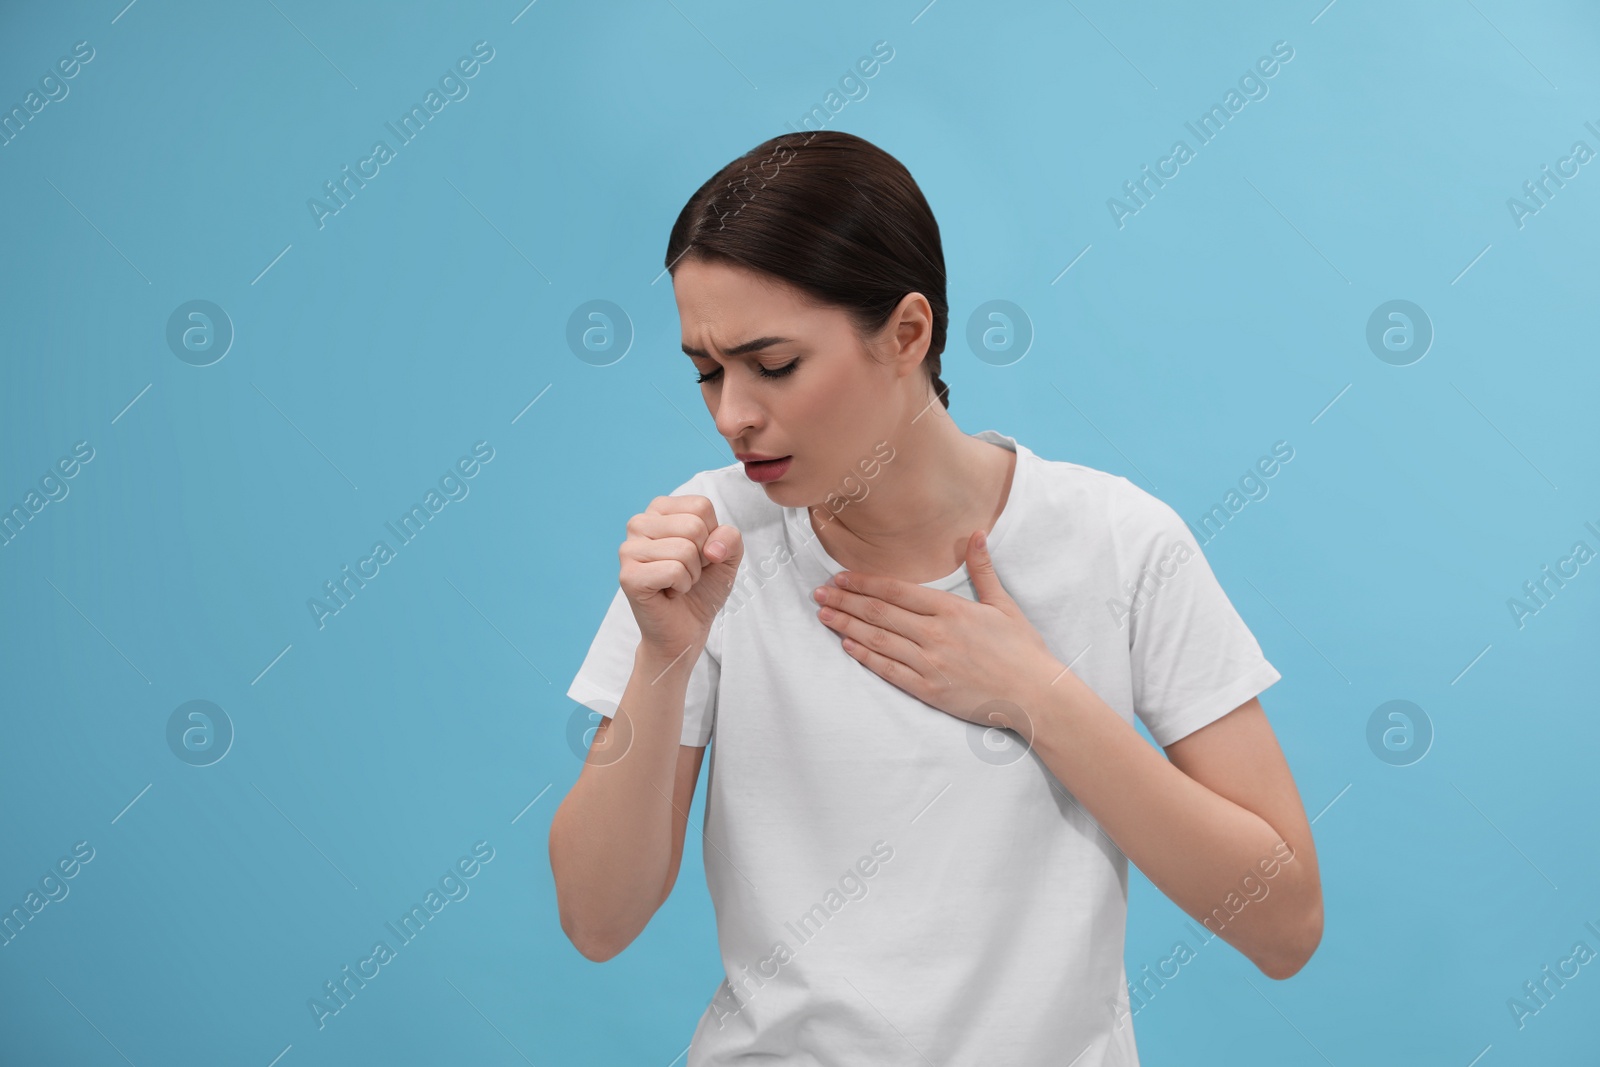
[619,494,744,656]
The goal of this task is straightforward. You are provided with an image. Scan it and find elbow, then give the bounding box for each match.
[1256,894,1323,980]
[549,815,622,962]
[550,838,640,962]
[548,802,665,963]
[560,909,625,963]
[557,887,666,962]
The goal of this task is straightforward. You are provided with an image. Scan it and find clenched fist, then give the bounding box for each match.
[619,494,743,657]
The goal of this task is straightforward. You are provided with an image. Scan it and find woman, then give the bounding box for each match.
[549,130,1322,1065]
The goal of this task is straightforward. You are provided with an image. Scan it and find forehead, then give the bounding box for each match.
[673,258,802,312]
[673,258,830,348]
[675,271,844,358]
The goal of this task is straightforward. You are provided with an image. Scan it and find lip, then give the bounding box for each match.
[735,452,786,462]
[741,455,792,483]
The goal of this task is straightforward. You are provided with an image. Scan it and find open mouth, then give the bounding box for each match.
[742,456,792,482]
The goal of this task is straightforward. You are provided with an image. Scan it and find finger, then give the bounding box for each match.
[625,537,703,593]
[822,601,956,690]
[646,494,719,543]
[838,632,927,701]
[632,558,697,597]
[816,585,927,644]
[831,570,943,616]
[629,510,712,552]
[704,522,743,566]
[629,534,704,578]
[817,604,927,678]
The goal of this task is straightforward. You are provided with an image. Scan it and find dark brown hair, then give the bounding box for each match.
[665,130,951,410]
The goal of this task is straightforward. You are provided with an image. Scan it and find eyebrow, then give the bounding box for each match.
[681,336,795,359]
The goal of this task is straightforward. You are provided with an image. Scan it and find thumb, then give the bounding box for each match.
[966,530,1012,608]
[704,524,743,570]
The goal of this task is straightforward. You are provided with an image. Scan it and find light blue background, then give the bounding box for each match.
[2,0,1597,1063]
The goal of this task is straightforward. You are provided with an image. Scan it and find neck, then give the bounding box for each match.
[807,408,1012,580]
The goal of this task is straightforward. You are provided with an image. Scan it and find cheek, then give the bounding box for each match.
[798,354,875,422]
[799,372,869,461]
[782,346,888,465]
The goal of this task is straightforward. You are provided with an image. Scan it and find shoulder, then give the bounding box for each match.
[1021,444,1192,547]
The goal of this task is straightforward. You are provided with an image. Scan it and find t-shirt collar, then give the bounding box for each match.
[781,429,1029,592]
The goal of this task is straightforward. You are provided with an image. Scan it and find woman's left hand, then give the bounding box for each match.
[811,530,1067,734]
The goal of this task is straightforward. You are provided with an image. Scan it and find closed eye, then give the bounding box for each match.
[695,359,799,384]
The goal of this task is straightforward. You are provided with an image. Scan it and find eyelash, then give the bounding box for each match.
[695,360,799,384]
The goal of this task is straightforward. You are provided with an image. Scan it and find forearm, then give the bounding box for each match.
[1019,668,1319,979]
[549,642,696,958]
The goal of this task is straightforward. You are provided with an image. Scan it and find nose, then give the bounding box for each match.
[711,367,762,442]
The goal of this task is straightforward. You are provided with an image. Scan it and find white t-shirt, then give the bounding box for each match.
[565,429,1281,1066]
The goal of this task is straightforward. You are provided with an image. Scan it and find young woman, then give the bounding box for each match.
[549,130,1322,1065]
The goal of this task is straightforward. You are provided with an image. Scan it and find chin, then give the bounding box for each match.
[758,482,804,506]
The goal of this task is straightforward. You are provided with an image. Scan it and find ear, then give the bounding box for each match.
[889,291,934,368]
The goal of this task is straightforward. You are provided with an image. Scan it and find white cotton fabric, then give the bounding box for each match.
[565,429,1282,1065]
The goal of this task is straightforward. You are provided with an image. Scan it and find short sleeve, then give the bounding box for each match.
[565,587,721,748]
[564,472,722,749]
[1113,479,1281,747]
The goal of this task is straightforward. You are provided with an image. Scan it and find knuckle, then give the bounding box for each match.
[689,495,717,522]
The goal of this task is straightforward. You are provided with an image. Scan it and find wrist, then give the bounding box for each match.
[1011,658,1074,731]
[635,639,701,678]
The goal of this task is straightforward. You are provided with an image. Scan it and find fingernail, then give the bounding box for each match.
[708,540,725,558]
